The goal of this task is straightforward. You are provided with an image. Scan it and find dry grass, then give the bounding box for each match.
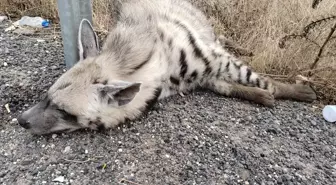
[1,0,335,104]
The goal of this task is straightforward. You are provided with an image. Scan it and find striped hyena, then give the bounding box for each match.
[18,0,316,135]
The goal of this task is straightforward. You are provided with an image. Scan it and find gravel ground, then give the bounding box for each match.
[1,21,336,185]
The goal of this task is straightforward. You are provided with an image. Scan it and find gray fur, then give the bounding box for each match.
[17,0,316,135]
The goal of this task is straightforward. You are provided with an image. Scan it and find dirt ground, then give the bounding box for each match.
[0,21,336,185]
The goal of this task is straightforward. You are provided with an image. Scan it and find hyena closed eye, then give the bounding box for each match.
[17,0,316,135]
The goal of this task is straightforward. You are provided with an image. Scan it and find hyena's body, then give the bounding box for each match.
[18,0,316,135]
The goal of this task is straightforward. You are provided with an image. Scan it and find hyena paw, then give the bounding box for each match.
[292,84,317,102]
[255,89,275,107]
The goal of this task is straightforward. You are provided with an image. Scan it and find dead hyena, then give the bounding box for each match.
[18,0,316,135]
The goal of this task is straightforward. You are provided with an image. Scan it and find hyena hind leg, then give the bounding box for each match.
[206,80,275,107]
[271,79,317,102]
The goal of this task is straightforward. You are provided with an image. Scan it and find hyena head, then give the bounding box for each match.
[17,19,141,135]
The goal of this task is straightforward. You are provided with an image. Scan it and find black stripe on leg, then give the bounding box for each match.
[179,49,188,78]
[143,87,162,112]
[158,29,165,41]
[246,68,252,82]
[225,61,230,72]
[187,70,198,83]
[216,62,223,79]
[170,76,180,85]
[191,70,198,79]
[173,20,212,76]
[168,38,173,49]
[187,33,212,76]
[256,78,261,88]
[263,80,269,90]
[237,71,242,84]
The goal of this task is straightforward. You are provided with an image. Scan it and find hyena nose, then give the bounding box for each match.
[17,115,31,129]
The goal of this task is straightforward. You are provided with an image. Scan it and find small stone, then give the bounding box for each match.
[3,62,8,67]
[42,181,47,184]
[5,103,11,113]
[52,176,65,183]
[52,134,57,139]
[36,39,45,42]
[311,120,317,126]
[11,118,18,123]
[118,148,122,152]
[13,28,36,35]
[85,149,88,154]
[0,16,8,23]
[63,146,71,154]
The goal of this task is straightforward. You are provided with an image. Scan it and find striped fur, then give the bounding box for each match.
[17,0,316,135]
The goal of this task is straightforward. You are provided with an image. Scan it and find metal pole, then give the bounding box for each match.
[57,0,93,69]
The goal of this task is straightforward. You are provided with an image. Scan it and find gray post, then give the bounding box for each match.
[57,0,93,69]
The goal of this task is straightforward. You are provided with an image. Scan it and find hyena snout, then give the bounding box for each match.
[17,114,31,129]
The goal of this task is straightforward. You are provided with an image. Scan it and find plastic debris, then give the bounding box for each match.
[323,105,336,123]
[5,16,50,32]
[17,16,50,28]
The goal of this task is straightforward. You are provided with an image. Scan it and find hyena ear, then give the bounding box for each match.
[94,81,141,106]
[78,19,100,61]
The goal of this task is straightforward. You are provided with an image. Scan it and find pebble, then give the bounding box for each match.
[0,16,7,23]
[36,39,45,42]
[53,176,65,183]
[63,146,71,154]
[52,134,57,139]
[13,28,36,35]
[3,62,8,67]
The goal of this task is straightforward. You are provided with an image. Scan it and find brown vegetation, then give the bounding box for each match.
[0,0,335,104]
